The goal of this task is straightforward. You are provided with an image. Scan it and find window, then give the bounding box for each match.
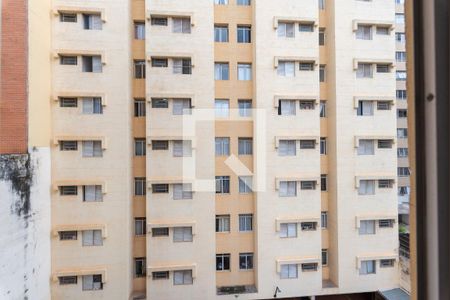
[173,140,192,157]
[215,99,229,117]
[301,222,317,231]
[376,26,390,35]
[280,223,297,238]
[152,271,169,280]
[173,183,193,200]
[398,186,411,196]
[237,0,251,5]
[173,58,192,74]
[135,258,146,277]
[299,100,315,110]
[373,145,393,163]
[134,177,146,196]
[277,61,295,77]
[397,90,407,100]
[59,231,77,240]
[239,214,253,232]
[134,22,145,39]
[302,263,318,271]
[173,227,193,242]
[238,100,252,117]
[360,260,376,275]
[60,13,77,23]
[152,184,169,193]
[377,101,392,110]
[358,180,375,195]
[397,128,408,138]
[151,58,168,68]
[380,259,395,268]
[397,148,409,157]
[321,175,328,191]
[376,64,390,73]
[395,13,405,24]
[398,167,410,176]
[396,51,407,62]
[216,254,230,271]
[322,249,328,266]
[300,140,315,149]
[237,25,251,43]
[239,253,253,270]
[134,139,146,156]
[320,138,327,155]
[214,25,229,42]
[82,274,103,291]
[379,219,395,228]
[151,98,169,108]
[216,176,230,194]
[82,141,102,157]
[278,100,296,115]
[397,109,408,118]
[82,55,102,73]
[299,62,314,71]
[319,65,326,82]
[300,181,316,190]
[359,220,376,235]
[280,264,298,279]
[396,32,406,43]
[152,140,169,150]
[320,101,327,117]
[82,230,102,246]
[134,99,146,117]
[83,185,102,202]
[378,179,394,188]
[152,227,169,237]
[319,28,325,45]
[151,17,167,26]
[319,0,325,10]
[216,215,230,232]
[277,22,295,38]
[134,60,146,78]
[60,186,77,196]
[60,141,78,151]
[396,71,407,81]
[299,23,314,32]
[214,0,228,4]
[356,25,372,40]
[357,101,374,116]
[238,138,253,155]
[278,140,296,156]
[239,176,252,193]
[135,218,146,236]
[215,63,229,80]
[357,63,373,78]
[172,98,191,115]
[172,17,191,33]
[358,140,375,155]
[237,63,252,80]
[279,181,297,197]
[83,14,102,30]
[59,276,77,285]
[215,137,230,156]
[59,97,77,107]
[321,212,328,229]
[60,55,77,65]
[173,270,193,285]
[82,97,102,114]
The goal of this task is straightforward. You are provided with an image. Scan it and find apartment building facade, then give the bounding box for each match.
[1,0,401,299]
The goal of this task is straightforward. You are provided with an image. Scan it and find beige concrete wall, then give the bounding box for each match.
[50,0,133,299]
[145,0,216,299]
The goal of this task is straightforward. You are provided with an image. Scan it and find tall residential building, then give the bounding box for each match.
[0,0,402,299]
